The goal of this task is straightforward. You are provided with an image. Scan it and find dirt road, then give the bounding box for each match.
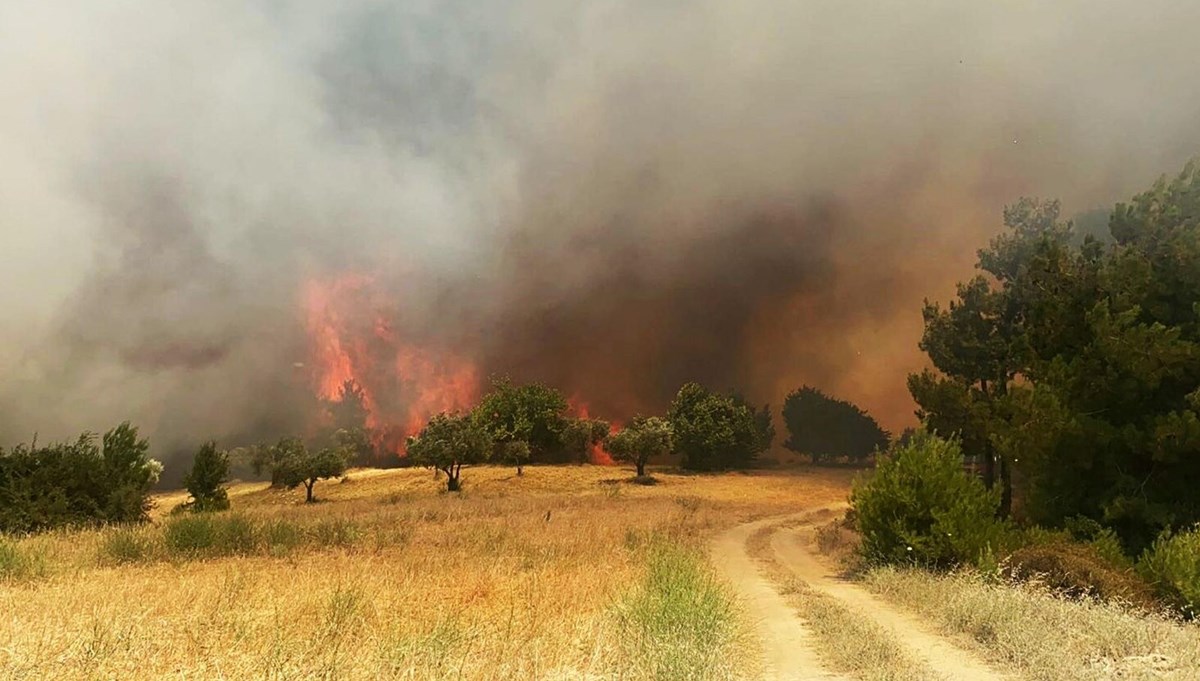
[710,515,851,681]
[712,511,1007,681]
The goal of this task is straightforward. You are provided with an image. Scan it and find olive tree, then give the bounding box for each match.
[407,412,493,492]
[604,416,674,478]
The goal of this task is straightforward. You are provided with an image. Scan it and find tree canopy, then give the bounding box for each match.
[668,383,766,470]
[781,386,888,464]
[604,416,674,477]
[408,412,493,491]
[182,441,230,512]
[912,159,1200,552]
[473,378,570,464]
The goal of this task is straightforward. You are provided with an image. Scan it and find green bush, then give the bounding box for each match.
[0,539,46,581]
[851,431,1007,569]
[100,527,156,565]
[164,515,220,555]
[0,423,162,534]
[163,514,261,558]
[262,519,303,557]
[309,518,361,548]
[1138,526,1200,618]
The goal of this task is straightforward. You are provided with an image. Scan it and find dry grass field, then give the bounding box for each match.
[0,465,854,680]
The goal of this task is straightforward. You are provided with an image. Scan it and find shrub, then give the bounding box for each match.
[262,519,304,557]
[100,527,157,565]
[182,442,230,512]
[1138,526,1200,618]
[0,540,46,581]
[164,515,220,555]
[851,431,1007,569]
[0,423,162,533]
[1005,540,1158,610]
[163,514,260,558]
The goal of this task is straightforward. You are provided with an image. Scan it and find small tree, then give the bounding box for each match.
[408,412,493,492]
[604,416,674,477]
[255,436,350,503]
[182,441,230,512]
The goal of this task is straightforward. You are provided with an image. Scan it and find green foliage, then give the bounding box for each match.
[0,423,162,534]
[407,412,493,491]
[100,527,156,565]
[560,417,612,464]
[668,383,765,471]
[1138,526,1200,618]
[253,436,352,503]
[615,542,739,680]
[160,514,365,561]
[605,416,674,477]
[182,442,230,512]
[781,386,888,463]
[912,160,1200,549]
[0,539,46,581]
[473,378,569,464]
[852,432,1007,569]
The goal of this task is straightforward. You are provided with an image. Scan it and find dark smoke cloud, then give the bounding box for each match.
[2,1,1200,458]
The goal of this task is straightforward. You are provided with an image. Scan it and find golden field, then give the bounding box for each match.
[0,464,855,680]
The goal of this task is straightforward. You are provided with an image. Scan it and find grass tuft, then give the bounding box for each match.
[615,541,742,680]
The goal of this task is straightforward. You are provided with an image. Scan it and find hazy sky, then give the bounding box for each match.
[2,1,1199,457]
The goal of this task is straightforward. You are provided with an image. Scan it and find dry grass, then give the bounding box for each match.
[865,567,1200,681]
[0,464,852,680]
[745,522,941,681]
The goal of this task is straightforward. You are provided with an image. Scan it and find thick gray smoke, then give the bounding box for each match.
[2,1,1199,459]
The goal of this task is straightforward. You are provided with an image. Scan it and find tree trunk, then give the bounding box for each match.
[998,453,1013,518]
[636,460,646,477]
[304,479,316,503]
[444,465,461,492]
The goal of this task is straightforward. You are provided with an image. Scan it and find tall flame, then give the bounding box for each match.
[302,274,480,456]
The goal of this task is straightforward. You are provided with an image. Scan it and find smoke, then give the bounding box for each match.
[2,0,1199,457]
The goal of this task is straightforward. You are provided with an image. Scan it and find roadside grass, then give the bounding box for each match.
[865,567,1200,681]
[614,539,747,680]
[0,464,852,680]
[746,522,941,681]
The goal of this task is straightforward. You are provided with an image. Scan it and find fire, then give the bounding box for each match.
[302,274,480,456]
[568,395,619,466]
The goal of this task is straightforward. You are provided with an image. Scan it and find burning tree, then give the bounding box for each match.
[561,417,611,464]
[407,412,493,492]
[604,416,673,478]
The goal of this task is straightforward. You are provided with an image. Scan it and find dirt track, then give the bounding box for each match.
[712,511,1007,681]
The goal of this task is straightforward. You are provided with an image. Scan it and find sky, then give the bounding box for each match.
[2,0,1199,458]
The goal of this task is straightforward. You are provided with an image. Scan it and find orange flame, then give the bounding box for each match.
[302,274,480,457]
[568,395,618,466]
